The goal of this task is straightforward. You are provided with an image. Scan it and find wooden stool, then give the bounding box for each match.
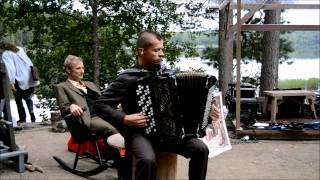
[107,133,177,180]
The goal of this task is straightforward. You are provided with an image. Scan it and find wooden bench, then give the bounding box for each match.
[107,133,177,180]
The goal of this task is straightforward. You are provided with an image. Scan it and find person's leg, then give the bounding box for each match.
[90,117,120,165]
[165,138,209,180]
[15,87,26,122]
[125,134,156,180]
[23,87,35,122]
[89,116,118,136]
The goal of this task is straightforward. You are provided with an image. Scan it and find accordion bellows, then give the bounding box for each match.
[175,72,216,137]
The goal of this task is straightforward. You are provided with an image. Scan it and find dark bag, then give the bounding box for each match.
[30,66,40,81]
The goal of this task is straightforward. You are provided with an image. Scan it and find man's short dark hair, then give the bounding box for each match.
[136,30,163,49]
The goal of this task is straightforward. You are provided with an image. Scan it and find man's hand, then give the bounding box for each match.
[209,103,221,122]
[69,104,84,117]
[123,113,149,128]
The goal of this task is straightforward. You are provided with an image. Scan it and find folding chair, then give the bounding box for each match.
[52,114,110,177]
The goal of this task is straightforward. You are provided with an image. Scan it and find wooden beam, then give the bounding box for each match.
[241,24,320,31]
[209,2,320,10]
[229,1,267,32]
[239,3,265,23]
[218,0,231,10]
[236,0,241,130]
[229,3,320,10]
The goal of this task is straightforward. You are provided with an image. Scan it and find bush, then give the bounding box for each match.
[278,78,320,90]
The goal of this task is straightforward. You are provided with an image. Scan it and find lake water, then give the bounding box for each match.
[18,58,320,123]
[173,57,320,80]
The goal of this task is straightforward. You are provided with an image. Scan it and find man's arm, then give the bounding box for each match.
[94,76,127,129]
[94,74,149,130]
[54,83,83,117]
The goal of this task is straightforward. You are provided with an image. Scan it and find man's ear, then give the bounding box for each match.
[65,67,71,74]
[138,48,144,55]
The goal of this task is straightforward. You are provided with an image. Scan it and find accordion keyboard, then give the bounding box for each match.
[136,84,157,135]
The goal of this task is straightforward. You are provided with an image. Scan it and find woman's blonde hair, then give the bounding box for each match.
[63,55,83,72]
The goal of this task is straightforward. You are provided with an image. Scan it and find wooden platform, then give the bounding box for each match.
[235,129,320,140]
[232,118,320,140]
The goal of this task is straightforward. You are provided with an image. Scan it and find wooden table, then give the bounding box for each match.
[263,90,317,122]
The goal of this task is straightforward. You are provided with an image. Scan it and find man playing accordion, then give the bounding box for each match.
[94,30,220,180]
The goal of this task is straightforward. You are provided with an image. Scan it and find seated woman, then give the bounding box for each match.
[55,55,118,155]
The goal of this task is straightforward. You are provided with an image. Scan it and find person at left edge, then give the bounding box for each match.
[0,37,40,123]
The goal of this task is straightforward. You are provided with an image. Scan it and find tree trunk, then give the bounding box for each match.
[218,7,233,102]
[91,0,100,86]
[260,9,281,95]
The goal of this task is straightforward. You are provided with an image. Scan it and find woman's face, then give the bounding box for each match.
[68,59,84,82]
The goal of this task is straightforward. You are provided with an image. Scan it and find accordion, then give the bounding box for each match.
[135,72,182,141]
[134,71,216,140]
[175,72,216,138]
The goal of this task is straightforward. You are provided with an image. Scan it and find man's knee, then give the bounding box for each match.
[107,126,118,135]
[195,141,209,157]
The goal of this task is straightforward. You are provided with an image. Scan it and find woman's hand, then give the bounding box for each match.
[69,104,84,117]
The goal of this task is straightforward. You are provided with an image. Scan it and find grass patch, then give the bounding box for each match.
[278,78,320,90]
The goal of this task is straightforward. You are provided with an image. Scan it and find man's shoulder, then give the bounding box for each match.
[56,81,69,87]
[116,67,146,81]
[83,81,99,90]
[119,67,148,76]
[83,81,95,85]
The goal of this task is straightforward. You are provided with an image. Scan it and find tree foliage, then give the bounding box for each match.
[201,10,294,76]
[0,0,202,106]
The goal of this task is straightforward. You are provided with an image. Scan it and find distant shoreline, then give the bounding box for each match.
[174,57,320,80]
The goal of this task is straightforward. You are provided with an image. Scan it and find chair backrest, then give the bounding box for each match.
[64,114,94,144]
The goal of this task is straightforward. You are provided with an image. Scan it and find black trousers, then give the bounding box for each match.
[124,133,209,180]
[15,85,35,122]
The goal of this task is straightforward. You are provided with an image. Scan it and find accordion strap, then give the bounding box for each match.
[120,67,175,81]
[120,67,148,75]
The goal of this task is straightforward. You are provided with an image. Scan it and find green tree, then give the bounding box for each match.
[0,0,200,107]
[201,10,293,87]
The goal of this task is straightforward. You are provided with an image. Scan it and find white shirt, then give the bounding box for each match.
[68,79,87,94]
[2,46,40,90]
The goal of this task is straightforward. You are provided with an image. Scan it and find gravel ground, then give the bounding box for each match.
[0,123,319,180]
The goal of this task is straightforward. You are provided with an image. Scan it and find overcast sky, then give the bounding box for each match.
[283,9,320,25]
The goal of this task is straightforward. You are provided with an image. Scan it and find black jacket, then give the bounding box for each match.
[94,65,174,136]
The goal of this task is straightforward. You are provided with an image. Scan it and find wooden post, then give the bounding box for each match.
[236,0,242,130]
[155,152,177,180]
